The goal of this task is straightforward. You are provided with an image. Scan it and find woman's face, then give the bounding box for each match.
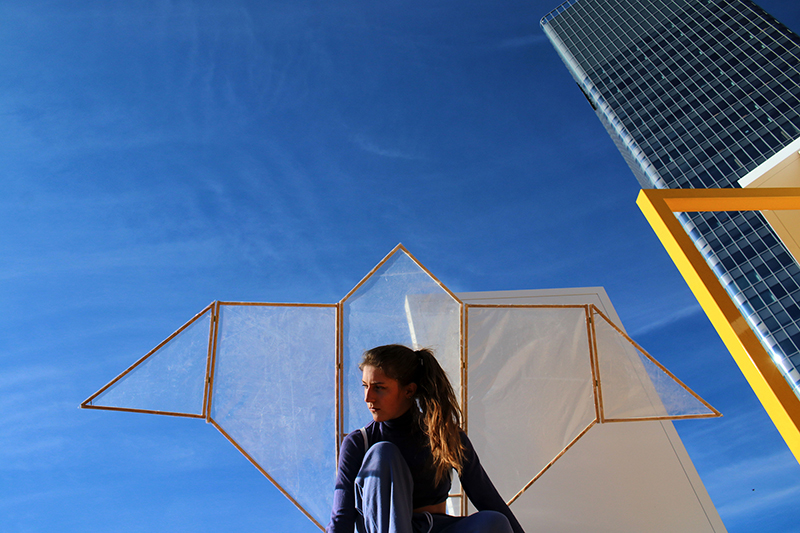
[361,365,416,422]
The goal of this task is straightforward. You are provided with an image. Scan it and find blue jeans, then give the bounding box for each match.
[355,442,513,533]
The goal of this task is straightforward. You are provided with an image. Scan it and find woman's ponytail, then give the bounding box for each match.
[414,348,464,485]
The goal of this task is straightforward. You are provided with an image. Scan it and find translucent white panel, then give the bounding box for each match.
[595,316,714,420]
[405,291,463,410]
[90,308,211,415]
[595,315,667,419]
[341,250,461,434]
[594,313,665,420]
[466,306,596,503]
[446,468,462,516]
[594,313,715,420]
[210,304,336,526]
[637,349,717,417]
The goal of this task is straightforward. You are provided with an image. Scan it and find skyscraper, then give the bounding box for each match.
[541,0,800,398]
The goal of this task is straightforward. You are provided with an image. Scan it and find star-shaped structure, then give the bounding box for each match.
[82,244,719,530]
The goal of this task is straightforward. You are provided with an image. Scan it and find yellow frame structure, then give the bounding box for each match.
[636,187,800,463]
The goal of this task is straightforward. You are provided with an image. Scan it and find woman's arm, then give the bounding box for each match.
[459,432,526,533]
[326,432,366,533]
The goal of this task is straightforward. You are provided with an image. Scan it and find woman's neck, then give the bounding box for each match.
[382,405,416,429]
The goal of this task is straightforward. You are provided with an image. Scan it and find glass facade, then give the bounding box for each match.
[542,0,800,395]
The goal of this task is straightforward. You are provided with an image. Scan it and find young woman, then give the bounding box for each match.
[327,344,525,533]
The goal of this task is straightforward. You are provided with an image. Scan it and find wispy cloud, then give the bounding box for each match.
[0,365,65,391]
[627,303,704,337]
[0,366,77,472]
[351,133,424,160]
[496,34,550,49]
[703,450,800,519]
[718,482,800,518]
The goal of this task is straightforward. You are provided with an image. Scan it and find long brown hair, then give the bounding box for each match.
[360,344,464,484]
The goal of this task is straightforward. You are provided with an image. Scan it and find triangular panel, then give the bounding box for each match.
[209,303,337,528]
[82,304,213,416]
[593,308,719,421]
[340,245,462,435]
[466,305,596,504]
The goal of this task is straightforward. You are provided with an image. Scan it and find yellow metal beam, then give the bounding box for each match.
[636,188,800,464]
[648,187,800,212]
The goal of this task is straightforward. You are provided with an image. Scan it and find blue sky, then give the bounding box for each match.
[3,1,800,532]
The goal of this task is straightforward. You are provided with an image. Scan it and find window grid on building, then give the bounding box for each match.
[543,0,800,390]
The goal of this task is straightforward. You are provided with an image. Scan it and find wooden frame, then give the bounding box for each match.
[463,303,719,506]
[81,245,722,528]
[207,301,338,531]
[586,305,603,422]
[591,306,721,422]
[463,303,597,507]
[338,243,466,515]
[81,301,215,418]
[637,187,800,463]
[507,420,597,506]
[81,245,466,529]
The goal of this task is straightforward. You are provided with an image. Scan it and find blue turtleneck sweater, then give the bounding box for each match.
[326,408,525,533]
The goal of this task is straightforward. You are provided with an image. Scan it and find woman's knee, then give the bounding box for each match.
[473,511,512,533]
[357,441,412,490]
[440,511,512,533]
[369,441,402,458]
[362,442,405,473]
